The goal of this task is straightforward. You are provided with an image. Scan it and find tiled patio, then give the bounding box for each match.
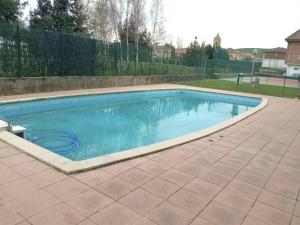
[0,88,300,225]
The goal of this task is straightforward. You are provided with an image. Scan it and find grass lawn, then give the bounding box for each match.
[179,79,300,98]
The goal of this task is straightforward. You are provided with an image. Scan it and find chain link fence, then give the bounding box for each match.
[0,22,257,77]
[0,21,299,98]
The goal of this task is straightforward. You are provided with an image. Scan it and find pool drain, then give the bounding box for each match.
[29,130,80,154]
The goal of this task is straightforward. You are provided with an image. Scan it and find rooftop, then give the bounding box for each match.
[264,47,287,53]
[154,45,173,51]
[286,29,300,42]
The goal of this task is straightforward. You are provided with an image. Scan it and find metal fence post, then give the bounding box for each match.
[204,58,207,78]
[282,74,287,97]
[60,32,64,75]
[149,48,152,76]
[90,39,96,75]
[16,21,21,77]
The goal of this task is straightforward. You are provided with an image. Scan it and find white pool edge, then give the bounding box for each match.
[0,85,268,174]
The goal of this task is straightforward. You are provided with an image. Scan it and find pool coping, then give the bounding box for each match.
[0,84,268,174]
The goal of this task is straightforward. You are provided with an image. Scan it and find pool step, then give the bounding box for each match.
[11,126,26,138]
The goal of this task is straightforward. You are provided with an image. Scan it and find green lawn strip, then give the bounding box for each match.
[178,80,300,98]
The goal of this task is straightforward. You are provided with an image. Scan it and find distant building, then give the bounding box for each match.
[262,48,287,69]
[285,29,300,76]
[227,48,255,61]
[227,48,242,60]
[213,33,221,48]
[153,45,173,59]
[175,48,187,57]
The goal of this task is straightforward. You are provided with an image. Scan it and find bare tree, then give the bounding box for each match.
[130,0,146,63]
[107,0,124,59]
[107,0,123,41]
[150,0,165,45]
[124,0,132,61]
[89,0,112,42]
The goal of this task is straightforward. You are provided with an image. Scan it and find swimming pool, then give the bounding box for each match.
[0,89,262,163]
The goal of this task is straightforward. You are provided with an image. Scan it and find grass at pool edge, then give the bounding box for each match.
[178,80,300,98]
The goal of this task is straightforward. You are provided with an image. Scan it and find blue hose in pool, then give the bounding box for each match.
[29,130,81,154]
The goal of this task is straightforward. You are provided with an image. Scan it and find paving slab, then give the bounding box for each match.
[0,85,299,225]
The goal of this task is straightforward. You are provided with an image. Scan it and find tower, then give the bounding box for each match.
[213,33,221,48]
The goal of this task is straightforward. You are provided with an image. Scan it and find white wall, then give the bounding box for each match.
[153,52,171,59]
[262,59,287,69]
[286,65,300,77]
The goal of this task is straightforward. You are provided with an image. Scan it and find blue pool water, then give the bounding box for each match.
[0,89,261,161]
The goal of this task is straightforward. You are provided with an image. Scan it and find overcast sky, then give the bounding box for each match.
[164,0,300,48]
[23,0,300,49]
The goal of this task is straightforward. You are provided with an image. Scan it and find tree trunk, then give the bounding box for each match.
[135,38,139,63]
